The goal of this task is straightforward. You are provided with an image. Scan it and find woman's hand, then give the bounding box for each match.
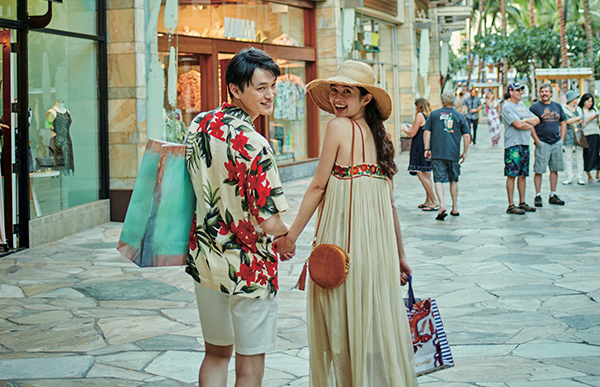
[399,258,412,286]
[273,234,296,261]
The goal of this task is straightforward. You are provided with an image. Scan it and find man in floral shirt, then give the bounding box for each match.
[185,48,291,386]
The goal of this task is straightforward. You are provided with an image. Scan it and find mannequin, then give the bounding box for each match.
[46,100,74,174]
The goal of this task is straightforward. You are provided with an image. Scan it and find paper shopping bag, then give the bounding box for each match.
[404,276,454,376]
[117,139,196,267]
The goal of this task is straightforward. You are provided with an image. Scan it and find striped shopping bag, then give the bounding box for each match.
[404,276,454,376]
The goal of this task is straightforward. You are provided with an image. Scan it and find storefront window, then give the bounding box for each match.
[28,33,99,217]
[349,15,400,147]
[271,60,308,163]
[147,0,310,165]
[28,0,97,36]
[157,1,305,46]
[0,0,17,20]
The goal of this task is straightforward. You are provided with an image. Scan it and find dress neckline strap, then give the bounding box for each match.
[352,119,366,163]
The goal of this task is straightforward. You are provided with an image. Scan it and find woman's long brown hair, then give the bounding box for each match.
[415,98,431,116]
[358,87,397,179]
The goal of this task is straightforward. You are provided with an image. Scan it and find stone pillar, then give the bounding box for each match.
[428,7,442,110]
[315,0,344,143]
[397,0,418,125]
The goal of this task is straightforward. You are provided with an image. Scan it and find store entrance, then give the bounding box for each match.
[0,29,15,250]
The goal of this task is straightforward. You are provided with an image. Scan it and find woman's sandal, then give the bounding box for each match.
[436,211,448,221]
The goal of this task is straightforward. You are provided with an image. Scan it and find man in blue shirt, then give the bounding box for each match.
[460,87,483,145]
[424,91,471,220]
[529,83,567,206]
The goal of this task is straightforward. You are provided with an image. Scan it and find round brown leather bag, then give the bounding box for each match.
[308,244,350,289]
[295,120,358,291]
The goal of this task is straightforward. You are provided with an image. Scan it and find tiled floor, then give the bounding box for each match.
[1,124,600,386]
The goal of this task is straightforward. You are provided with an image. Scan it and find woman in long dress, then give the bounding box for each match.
[485,91,502,146]
[578,93,600,182]
[402,98,438,210]
[275,61,418,386]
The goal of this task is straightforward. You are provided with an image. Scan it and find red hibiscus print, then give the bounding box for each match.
[218,220,230,235]
[254,182,272,208]
[270,275,278,290]
[230,219,259,253]
[237,263,255,286]
[231,132,250,159]
[198,113,213,133]
[209,120,225,140]
[189,215,198,250]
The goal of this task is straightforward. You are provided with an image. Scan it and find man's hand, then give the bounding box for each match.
[459,152,467,164]
[273,235,296,261]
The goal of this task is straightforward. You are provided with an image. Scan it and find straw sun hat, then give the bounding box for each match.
[306,60,392,121]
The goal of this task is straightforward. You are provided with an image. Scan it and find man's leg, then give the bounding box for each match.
[506,176,516,206]
[517,175,527,204]
[235,353,265,387]
[472,119,478,144]
[534,173,542,195]
[200,343,233,387]
[434,182,446,214]
[449,181,458,213]
[549,170,558,192]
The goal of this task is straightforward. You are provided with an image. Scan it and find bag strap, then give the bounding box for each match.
[312,120,355,253]
[295,120,356,291]
[406,274,415,310]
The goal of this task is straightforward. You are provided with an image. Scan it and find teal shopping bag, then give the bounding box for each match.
[118,140,196,267]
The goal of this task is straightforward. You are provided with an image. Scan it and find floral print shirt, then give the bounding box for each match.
[185,103,288,299]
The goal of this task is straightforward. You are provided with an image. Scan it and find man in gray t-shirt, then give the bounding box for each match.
[500,82,540,215]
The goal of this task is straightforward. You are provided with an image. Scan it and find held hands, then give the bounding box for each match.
[273,234,296,261]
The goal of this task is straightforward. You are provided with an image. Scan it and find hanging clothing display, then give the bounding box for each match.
[274,74,306,121]
[48,108,74,175]
[177,70,202,111]
[165,112,187,144]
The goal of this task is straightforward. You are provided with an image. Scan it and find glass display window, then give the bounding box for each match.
[28,32,99,217]
[157,1,305,46]
[0,1,17,20]
[28,0,97,36]
[271,60,307,164]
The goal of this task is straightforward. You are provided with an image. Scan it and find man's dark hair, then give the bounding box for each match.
[226,47,280,100]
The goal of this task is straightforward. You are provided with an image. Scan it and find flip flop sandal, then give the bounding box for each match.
[436,211,448,221]
[422,206,440,211]
[418,204,427,208]
[450,212,460,216]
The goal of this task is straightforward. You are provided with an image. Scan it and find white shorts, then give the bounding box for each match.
[194,282,278,355]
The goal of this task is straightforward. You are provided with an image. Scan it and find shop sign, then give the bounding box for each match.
[364,0,397,16]
[224,17,256,41]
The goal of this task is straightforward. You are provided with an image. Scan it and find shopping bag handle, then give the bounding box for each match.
[406,274,415,310]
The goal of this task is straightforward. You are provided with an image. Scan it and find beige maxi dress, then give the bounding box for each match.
[308,154,419,386]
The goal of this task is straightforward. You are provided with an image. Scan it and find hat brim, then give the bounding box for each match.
[306,78,392,121]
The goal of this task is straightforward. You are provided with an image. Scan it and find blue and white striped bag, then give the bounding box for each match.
[404,276,454,376]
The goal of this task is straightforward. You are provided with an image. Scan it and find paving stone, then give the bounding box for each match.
[74,279,180,301]
[144,350,206,384]
[0,356,94,379]
[136,334,201,351]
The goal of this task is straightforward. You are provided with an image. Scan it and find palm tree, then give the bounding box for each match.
[582,0,595,92]
[529,0,535,26]
[557,0,568,67]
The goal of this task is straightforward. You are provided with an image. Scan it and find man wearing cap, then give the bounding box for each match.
[561,90,585,185]
[501,82,540,215]
[460,87,484,145]
[529,83,567,206]
[424,91,471,220]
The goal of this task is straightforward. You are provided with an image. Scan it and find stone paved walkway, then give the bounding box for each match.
[1,124,600,386]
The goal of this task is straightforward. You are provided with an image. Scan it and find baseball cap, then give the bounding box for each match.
[507,82,525,92]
